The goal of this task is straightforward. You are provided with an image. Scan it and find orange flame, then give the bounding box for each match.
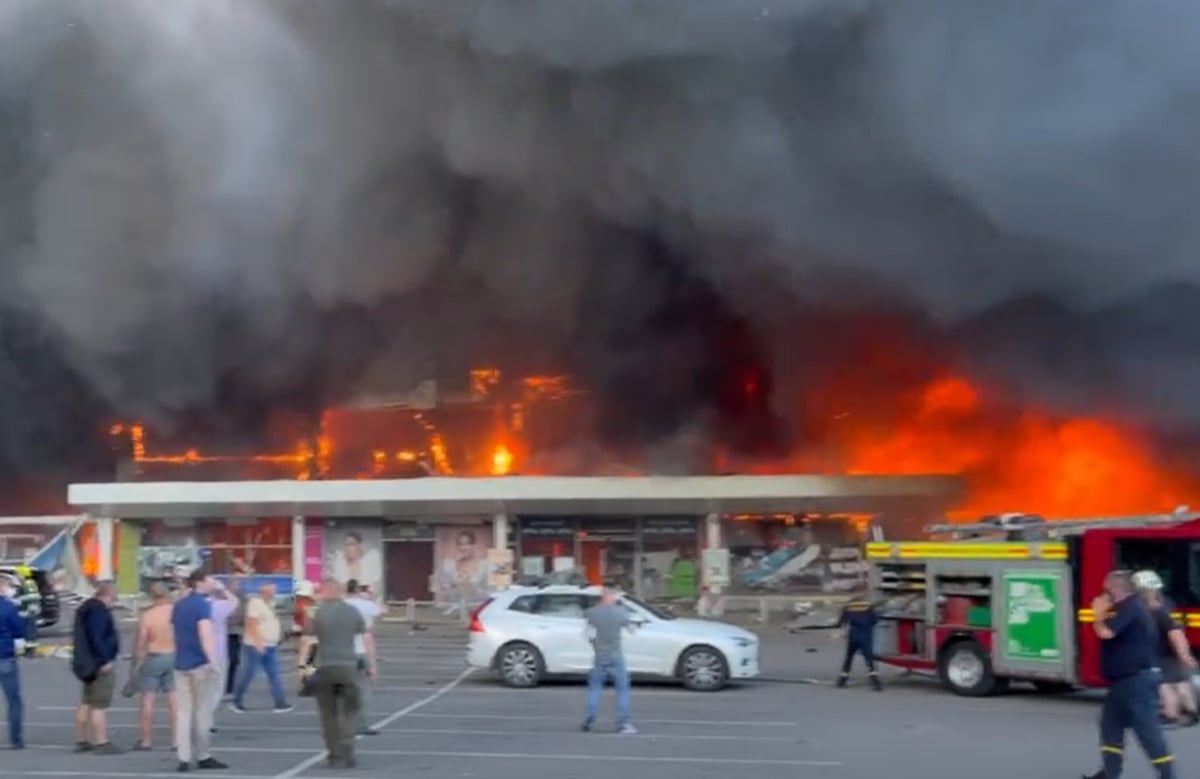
[842,376,1197,519]
[490,443,514,476]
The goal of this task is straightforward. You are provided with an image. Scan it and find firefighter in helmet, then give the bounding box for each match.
[14,565,40,657]
[835,594,882,691]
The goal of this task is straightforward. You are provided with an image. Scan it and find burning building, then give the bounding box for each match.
[4,3,1200,599]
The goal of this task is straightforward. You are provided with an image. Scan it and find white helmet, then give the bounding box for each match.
[1132,570,1163,591]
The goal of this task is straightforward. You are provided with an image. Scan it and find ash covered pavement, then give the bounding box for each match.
[2,623,1196,779]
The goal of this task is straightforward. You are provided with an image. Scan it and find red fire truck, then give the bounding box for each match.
[864,512,1200,696]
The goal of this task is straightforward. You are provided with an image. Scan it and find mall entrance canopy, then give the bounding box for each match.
[68,475,961,519]
[67,474,963,580]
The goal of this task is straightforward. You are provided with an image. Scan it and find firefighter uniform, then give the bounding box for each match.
[836,598,881,691]
[1086,594,1175,779]
[14,568,39,657]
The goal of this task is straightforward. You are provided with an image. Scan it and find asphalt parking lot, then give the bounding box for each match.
[2,624,1198,779]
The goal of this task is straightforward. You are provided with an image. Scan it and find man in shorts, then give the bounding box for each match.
[73,581,122,754]
[133,581,177,751]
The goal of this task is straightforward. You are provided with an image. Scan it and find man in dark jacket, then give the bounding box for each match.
[72,581,122,754]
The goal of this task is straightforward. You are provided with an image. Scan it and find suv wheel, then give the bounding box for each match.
[678,645,729,691]
[497,642,544,688]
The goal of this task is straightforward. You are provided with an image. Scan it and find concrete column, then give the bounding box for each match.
[291,515,305,585]
[492,513,509,549]
[96,516,115,582]
[702,513,725,615]
[704,512,721,549]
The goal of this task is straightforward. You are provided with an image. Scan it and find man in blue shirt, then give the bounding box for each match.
[1083,570,1176,779]
[0,576,27,749]
[171,569,227,773]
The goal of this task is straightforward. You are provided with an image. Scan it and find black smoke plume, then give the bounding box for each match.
[2,0,1200,488]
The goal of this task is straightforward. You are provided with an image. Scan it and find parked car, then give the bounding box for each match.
[0,565,61,628]
[466,584,760,691]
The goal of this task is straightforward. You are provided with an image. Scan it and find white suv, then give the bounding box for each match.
[466,585,760,691]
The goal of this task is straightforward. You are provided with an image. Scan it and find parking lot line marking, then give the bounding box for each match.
[28,745,840,766]
[0,768,272,772]
[10,722,800,743]
[270,666,474,779]
[407,712,801,726]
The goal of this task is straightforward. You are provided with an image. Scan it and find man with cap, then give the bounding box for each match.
[1083,569,1177,779]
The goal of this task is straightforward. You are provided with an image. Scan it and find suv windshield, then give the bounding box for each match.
[621,595,676,621]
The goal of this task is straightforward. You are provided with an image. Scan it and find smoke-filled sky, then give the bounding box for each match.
[2,0,1200,486]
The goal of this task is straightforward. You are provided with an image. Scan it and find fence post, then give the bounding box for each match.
[405,598,415,622]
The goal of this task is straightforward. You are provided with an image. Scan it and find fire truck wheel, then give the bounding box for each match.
[938,639,997,697]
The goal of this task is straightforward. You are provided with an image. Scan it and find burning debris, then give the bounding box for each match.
[2,1,1200,516]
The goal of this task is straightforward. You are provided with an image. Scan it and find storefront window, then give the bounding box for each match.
[133,517,294,592]
[723,515,867,595]
[199,518,293,576]
[517,518,578,580]
[640,518,699,602]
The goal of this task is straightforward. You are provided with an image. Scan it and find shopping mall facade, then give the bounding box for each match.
[62,475,962,603]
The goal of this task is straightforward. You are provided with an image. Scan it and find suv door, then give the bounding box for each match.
[530,594,592,673]
[617,598,675,676]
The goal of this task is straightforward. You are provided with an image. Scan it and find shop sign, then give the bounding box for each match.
[382,522,436,541]
[578,518,634,538]
[520,518,577,537]
[642,518,698,536]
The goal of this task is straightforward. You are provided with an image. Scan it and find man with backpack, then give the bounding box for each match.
[71,581,122,754]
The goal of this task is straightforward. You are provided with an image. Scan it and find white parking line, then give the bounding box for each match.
[407,712,800,726]
[11,722,803,742]
[270,667,474,779]
[0,773,272,779]
[27,745,840,767]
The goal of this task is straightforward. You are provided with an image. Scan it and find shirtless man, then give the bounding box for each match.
[133,582,177,751]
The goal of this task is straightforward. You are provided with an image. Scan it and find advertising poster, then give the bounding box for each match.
[1003,570,1062,661]
[487,548,514,590]
[434,525,492,605]
[323,519,384,596]
[702,547,731,587]
[303,519,324,583]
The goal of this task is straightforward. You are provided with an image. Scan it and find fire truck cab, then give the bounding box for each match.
[865,512,1200,696]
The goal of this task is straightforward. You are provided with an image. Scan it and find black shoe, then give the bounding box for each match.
[93,742,124,755]
[74,742,93,753]
[10,743,24,750]
[177,763,191,773]
[835,679,847,689]
[196,757,228,770]
[356,728,379,736]
[581,718,594,732]
[1082,771,1105,779]
[132,742,153,751]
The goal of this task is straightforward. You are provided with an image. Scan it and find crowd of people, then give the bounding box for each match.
[1,564,1193,773]
[0,572,383,771]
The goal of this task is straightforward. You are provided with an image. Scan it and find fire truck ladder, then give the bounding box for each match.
[923,510,1200,539]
